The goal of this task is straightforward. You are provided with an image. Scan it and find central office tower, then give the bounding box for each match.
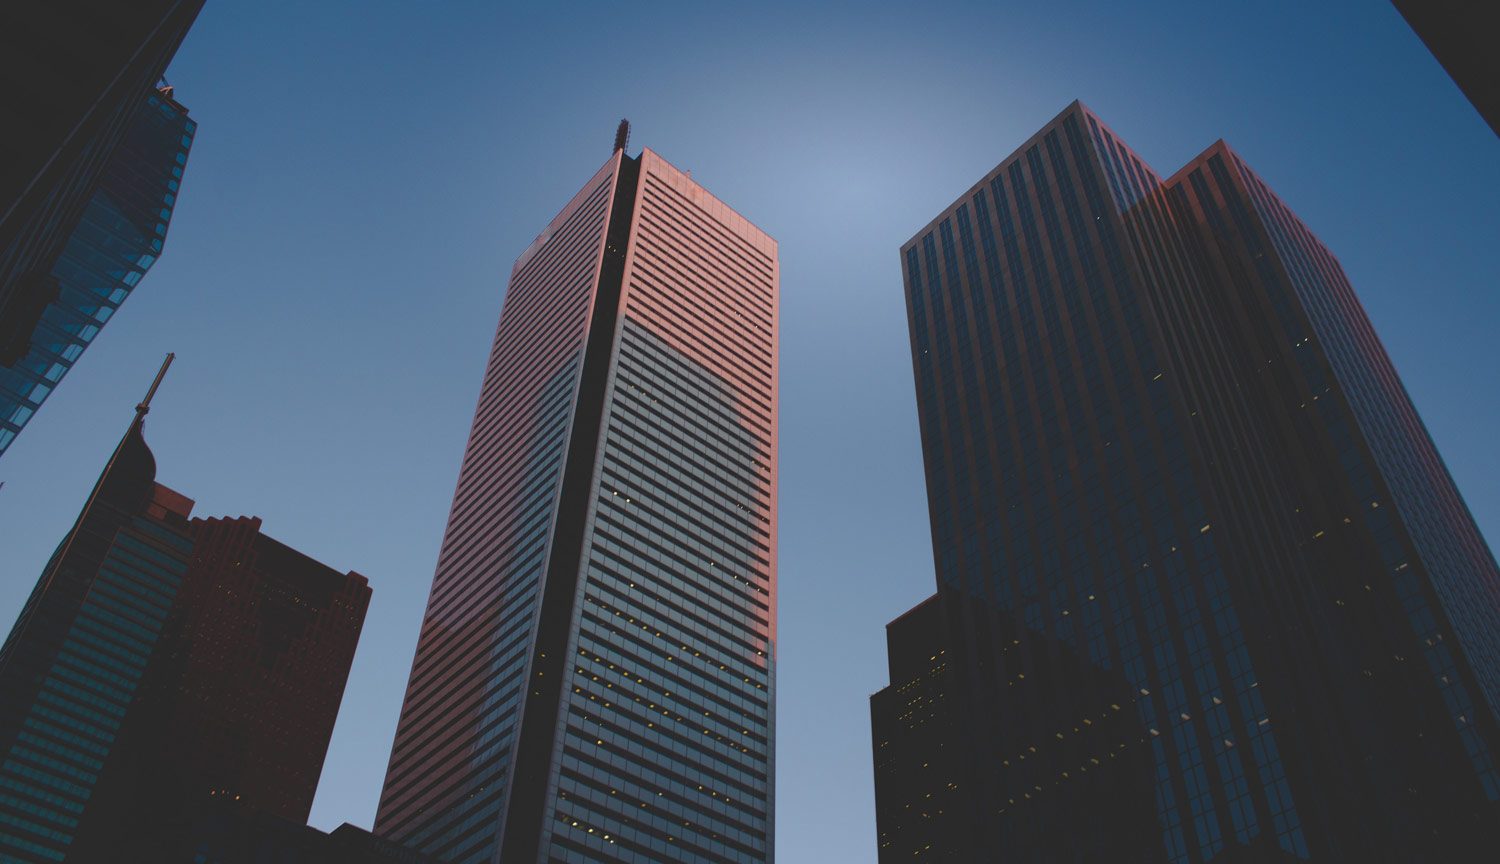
[377,127,778,864]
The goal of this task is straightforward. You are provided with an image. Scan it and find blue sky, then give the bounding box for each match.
[1,1,1496,860]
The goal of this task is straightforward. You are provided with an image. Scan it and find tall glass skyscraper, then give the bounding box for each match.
[1,0,203,346]
[0,86,194,457]
[878,101,1500,862]
[376,132,778,864]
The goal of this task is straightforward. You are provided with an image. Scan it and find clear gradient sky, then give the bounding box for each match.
[1,1,1497,860]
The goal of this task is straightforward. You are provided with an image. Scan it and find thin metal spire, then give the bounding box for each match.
[25,352,176,605]
[136,352,174,418]
[613,118,631,154]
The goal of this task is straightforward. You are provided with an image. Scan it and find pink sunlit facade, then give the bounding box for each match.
[377,142,778,864]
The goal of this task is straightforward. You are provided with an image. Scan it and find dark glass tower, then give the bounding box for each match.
[376,130,779,864]
[1391,1,1498,136]
[0,365,370,862]
[0,86,195,457]
[882,101,1500,863]
[0,0,203,374]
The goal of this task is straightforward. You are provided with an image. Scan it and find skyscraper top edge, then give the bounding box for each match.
[879,592,944,687]
[899,99,1097,253]
[148,481,195,520]
[1165,137,1348,271]
[1161,137,1236,187]
[884,592,942,635]
[640,146,779,254]
[895,97,1329,261]
[511,149,625,272]
[511,144,778,277]
[188,516,372,590]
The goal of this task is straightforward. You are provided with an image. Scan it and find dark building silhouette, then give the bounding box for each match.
[172,797,440,864]
[886,101,1500,863]
[871,598,967,859]
[0,85,195,457]
[78,515,373,860]
[157,516,369,824]
[375,130,778,863]
[0,366,370,862]
[0,1,203,383]
[1392,1,1499,136]
[871,590,1163,863]
[0,372,193,862]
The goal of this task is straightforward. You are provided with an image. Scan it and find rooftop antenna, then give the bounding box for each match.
[136,352,174,419]
[613,118,631,155]
[28,351,176,601]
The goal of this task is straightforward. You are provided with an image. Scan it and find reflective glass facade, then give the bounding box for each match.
[0,0,203,365]
[890,101,1500,862]
[0,89,194,456]
[377,145,778,864]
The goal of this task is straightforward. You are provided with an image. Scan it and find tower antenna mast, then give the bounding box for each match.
[136,352,174,418]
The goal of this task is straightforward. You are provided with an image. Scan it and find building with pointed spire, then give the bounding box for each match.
[375,127,779,864]
[0,360,371,862]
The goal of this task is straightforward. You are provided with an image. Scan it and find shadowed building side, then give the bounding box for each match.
[901,103,1285,862]
[871,597,970,859]
[1391,1,1499,136]
[872,591,1163,863]
[895,101,1500,863]
[1142,136,1500,857]
[172,796,444,863]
